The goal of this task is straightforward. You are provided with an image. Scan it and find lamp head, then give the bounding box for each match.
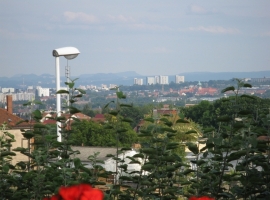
[52,47,80,60]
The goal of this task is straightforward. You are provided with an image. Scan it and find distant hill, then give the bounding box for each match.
[177,71,270,82]
[80,71,141,78]
[1,71,270,88]
[78,71,143,86]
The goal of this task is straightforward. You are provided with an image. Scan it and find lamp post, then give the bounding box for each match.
[52,47,80,142]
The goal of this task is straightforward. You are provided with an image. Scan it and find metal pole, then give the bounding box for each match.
[65,61,70,107]
[55,56,61,142]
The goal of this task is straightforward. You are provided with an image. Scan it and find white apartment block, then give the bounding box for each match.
[159,76,169,85]
[101,84,108,90]
[109,84,118,89]
[0,93,35,102]
[2,88,15,93]
[175,75,185,83]
[146,77,155,85]
[79,85,87,90]
[155,76,160,84]
[86,85,96,89]
[134,78,143,85]
[37,87,50,97]
[14,93,35,101]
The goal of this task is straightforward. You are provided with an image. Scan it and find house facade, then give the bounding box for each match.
[0,95,31,165]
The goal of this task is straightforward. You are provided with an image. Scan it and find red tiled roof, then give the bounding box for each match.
[43,119,56,125]
[95,114,105,118]
[179,88,195,93]
[42,112,91,121]
[91,118,106,123]
[73,113,91,120]
[91,114,105,122]
[0,108,30,128]
[157,110,177,115]
[257,136,270,142]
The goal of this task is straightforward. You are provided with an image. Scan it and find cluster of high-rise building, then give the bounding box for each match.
[78,84,118,91]
[175,75,185,84]
[36,86,50,97]
[0,86,51,103]
[145,76,169,85]
[134,75,185,85]
[0,92,35,102]
[134,78,144,85]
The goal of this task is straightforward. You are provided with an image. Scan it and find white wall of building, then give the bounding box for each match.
[155,76,160,84]
[159,76,169,84]
[2,88,15,93]
[109,84,117,89]
[101,84,108,90]
[134,78,143,85]
[146,77,155,85]
[0,93,35,102]
[37,87,50,97]
[175,75,185,83]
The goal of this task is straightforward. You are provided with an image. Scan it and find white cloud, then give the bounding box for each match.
[107,15,135,23]
[64,11,98,23]
[189,4,207,15]
[187,4,218,15]
[129,23,172,31]
[187,26,240,34]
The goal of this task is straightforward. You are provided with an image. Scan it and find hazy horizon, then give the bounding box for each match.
[2,70,270,79]
[1,1,270,77]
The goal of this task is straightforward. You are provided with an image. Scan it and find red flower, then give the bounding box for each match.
[189,196,215,200]
[43,184,104,200]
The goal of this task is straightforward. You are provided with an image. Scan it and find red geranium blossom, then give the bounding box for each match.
[43,184,104,200]
[189,196,215,200]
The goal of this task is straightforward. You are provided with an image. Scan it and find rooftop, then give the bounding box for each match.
[0,108,30,128]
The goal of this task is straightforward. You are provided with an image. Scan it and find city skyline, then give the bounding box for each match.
[1,1,270,78]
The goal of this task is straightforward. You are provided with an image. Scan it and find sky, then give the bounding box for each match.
[0,0,270,77]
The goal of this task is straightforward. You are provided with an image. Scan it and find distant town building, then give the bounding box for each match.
[134,78,143,85]
[37,87,50,97]
[86,85,96,90]
[27,86,35,93]
[78,85,87,90]
[197,81,202,89]
[2,88,15,93]
[175,75,185,83]
[146,75,168,85]
[101,84,108,90]
[146,77,155,85]
[0,93,35,102]
[155,76,160,84]
[250,77,270,82]
[109,84,118,89]
[159,76,169,85]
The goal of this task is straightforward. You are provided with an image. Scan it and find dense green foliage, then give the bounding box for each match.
[182,79,270,199]
[1,78,270,199]
[0,80,96,199]
[69,120,137,147]
[183,95,270,128]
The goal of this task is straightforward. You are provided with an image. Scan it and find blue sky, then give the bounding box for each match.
[0,0,270,77]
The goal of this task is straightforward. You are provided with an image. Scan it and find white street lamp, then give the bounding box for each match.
[52,47,80,142]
